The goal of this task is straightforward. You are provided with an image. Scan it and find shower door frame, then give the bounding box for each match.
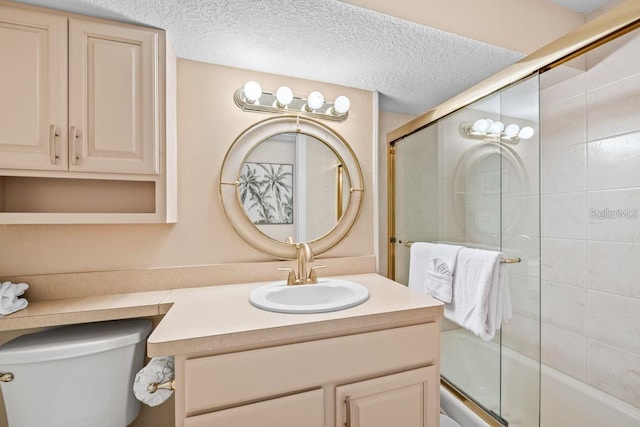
[388,0,640,280]
[386,1,640,425]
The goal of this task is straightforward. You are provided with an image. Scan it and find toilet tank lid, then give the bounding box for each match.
[0,319,152,364]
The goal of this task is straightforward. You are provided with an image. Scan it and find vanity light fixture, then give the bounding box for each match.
[234,81,350,122]
[462,118,535,144]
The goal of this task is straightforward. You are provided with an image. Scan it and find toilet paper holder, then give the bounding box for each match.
[147,379,175,393]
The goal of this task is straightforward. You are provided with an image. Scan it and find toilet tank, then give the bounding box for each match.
[0,319,152,427]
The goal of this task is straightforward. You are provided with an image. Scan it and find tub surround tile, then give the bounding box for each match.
[540,94,586,152]
[588,132,640,191]
[542,144,587,194]
[540,72,586,105]
[541,238,587,287]
[509,274,540,321]
[587,73,640,141]
[587,291,640,356]
[542,324,587,381]
[587,32,640,91]
[588,241,640,298]
[503,314,540,361]
[541,281,586,335]
[587,340,640,408]
[588,189,640,243]
[502,195,540,238]
[542,192,587,239]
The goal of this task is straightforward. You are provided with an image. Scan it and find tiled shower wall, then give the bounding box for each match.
[540,30,640,409]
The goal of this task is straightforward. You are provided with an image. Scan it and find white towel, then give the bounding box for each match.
[0,281,29,317]
[445,248,512,341]
[408,243,463,303]
[133,356,175,407]
[408,242,435,294]
[425,258,454,303]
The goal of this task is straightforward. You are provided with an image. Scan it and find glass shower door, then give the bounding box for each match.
[393,74,541,426]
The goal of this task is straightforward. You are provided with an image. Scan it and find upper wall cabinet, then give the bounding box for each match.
[0,2,177,223]
[0,6,67,171]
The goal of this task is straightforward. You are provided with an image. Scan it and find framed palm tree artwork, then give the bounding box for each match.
[239,162,294,224]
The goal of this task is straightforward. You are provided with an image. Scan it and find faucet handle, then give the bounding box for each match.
[309,265,327,283]
[277,267,296,286]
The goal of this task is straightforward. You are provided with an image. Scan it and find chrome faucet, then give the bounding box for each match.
[278,243,326,285]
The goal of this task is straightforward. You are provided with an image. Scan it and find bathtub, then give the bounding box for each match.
[440,328,640,427]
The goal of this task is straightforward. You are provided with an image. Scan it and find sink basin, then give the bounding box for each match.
[249,278,370,314]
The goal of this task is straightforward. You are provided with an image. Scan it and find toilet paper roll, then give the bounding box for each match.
[133,356,175,407]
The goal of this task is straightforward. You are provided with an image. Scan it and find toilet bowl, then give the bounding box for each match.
[0,319,151,427]
[441,412,463,427]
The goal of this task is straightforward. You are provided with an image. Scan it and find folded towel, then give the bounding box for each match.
[425,258,454,303]
[445,248,512,341]
[0,281,29,317]
[409,243,463,303]
[133,356,175,407]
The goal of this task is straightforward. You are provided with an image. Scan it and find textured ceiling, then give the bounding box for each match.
[12,0,609,115]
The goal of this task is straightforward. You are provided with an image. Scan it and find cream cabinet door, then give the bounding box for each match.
[68,19,159,175]
[336,366,439,427]
[0,5,67,171]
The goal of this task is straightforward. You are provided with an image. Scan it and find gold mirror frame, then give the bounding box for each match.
[220,115,364,259]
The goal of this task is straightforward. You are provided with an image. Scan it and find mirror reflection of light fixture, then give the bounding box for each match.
[234,81,350,122]
[463,118,535,144]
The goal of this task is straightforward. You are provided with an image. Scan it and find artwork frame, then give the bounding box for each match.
[239,162,294,225]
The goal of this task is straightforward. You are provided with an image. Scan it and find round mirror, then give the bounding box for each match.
[220,116,363,259]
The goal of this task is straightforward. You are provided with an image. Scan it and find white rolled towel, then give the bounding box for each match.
[0,281,29,316]
[133,356,175,407]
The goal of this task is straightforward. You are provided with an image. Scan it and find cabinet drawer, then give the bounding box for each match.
[184,323,438,415]
[184,389,324,427]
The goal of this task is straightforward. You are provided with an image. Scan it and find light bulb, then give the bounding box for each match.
[489,121,504,135]
[243,81,262,103]
[518,126,534,140]
[333,95,350,115]
[275,86,293,107]
[504,124,520,138]
[306,91,324,111]
[471,119,489,133]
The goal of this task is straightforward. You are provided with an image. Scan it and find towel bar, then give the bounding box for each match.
[397,240,521,264]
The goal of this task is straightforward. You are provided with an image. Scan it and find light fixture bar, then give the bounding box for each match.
[460,120,534,144]
[233,85,349,122]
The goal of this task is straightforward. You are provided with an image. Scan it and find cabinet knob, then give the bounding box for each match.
[0,373,13,382]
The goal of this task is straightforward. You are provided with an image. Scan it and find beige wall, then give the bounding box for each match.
[0,59,375,277]
[343,0,586,55]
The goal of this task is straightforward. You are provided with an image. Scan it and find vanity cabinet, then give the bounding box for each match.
[0,1,176,223]
[336,367,438,427]
[175,323,440,427]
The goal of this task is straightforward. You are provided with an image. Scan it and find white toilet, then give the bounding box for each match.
[0,319,151,427]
